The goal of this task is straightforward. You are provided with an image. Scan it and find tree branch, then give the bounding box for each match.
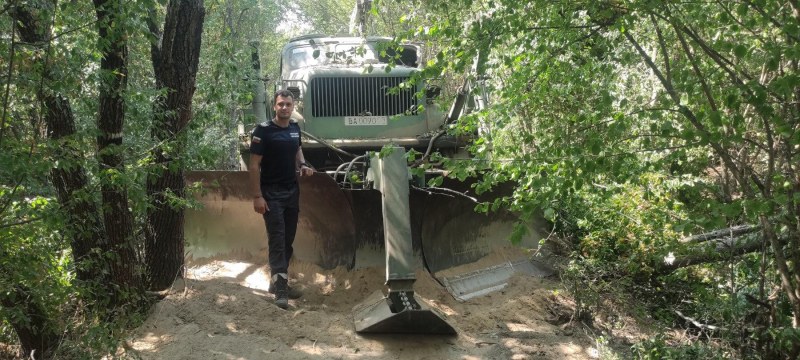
[0,217,42,229]
[671,18,780,198]
[0,5,16,148]
[678,23,788,105]
[759,215,800,324]
[674,310,727,333]
[674,26,718,112]
[525,24,602,31]
[715,0,777,44]
[650,14,671,86]
[622,29,763,196]
[743,0,800,42]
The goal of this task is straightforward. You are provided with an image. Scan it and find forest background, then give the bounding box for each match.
[1,0,798,359]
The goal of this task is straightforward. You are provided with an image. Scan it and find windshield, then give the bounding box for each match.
[284,42,418,70]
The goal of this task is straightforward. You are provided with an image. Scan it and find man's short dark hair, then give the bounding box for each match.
[273,89,294,104]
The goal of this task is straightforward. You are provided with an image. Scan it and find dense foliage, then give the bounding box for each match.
[2,0,250,357]
[396,0,799,357]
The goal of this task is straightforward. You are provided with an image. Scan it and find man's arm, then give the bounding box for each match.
[296,147,313,176]
[250,153,267,213]
[295,147,306,167]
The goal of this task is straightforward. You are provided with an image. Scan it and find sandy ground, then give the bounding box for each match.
[125,257,601,360]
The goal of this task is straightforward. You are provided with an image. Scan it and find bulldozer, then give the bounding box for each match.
[184,29,553,334]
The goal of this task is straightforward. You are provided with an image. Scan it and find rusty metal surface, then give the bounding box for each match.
[184,171,356,269]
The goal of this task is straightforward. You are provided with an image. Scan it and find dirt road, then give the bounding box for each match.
[126,259,596,359]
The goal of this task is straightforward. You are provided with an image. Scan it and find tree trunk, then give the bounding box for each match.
[6,3,108,356]
[0,284,57,359]
[145,0,205,291]
[11,1,108,285]
[93,0,141,299]
[45,95,107,283]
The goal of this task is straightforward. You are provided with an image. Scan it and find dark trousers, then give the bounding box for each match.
[262,182,300,275]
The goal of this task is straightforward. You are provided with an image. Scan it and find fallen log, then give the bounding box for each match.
[674,310,726,335]
[679,224,760,244]
[654,232,765,275]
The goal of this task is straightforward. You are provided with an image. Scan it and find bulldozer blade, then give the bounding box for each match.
[353,290,456,334]
[413,188,542,273]
[184,171,356,268]
[411,182,555,302]
[345,188,429,270]
[345,189,387,269]
[342,176,554,302]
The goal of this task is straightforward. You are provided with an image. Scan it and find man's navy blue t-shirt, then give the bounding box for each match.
[249,120,302,186]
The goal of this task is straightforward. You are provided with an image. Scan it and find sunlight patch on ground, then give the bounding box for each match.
[215,293,237,305]
[209,349,248,360]
[188,261,250,280]
[292,335,387,358]
[291,338,324,356]
[312,272,328,285]
[129,333,170,352]
[420,297,458,316]
[587,346,601,358]
[185,260,273,291]
[128,257,600,360]
[558,342,586,356]
[293,271,308,281]
[241,267,270,291]
[504,338,538,353]
[225,321,241,333]
[506,323,535,332]
[308,272,355,294]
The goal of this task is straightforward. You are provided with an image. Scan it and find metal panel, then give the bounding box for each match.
[441,259,555,302]
[184,171,357,269]
[368,148,415,281]
[310,76,417,117]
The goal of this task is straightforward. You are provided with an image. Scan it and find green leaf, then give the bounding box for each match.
[544,208,555,220]
[736,3,748,17]
[733,45,748,58]
[710,111,722,126]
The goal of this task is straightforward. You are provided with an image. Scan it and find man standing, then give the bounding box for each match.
[249,89,313,309]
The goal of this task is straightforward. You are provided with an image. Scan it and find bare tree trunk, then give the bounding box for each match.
[93,0,141,299]
[145,0,205,291]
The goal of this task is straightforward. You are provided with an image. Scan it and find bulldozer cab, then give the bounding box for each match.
[275,35,453,170]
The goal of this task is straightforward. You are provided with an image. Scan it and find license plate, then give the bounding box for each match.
[344,116,388,126]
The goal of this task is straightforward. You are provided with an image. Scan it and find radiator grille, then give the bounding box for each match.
[310,77,418,117]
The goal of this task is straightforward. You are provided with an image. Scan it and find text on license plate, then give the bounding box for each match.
[344,116,388,126]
